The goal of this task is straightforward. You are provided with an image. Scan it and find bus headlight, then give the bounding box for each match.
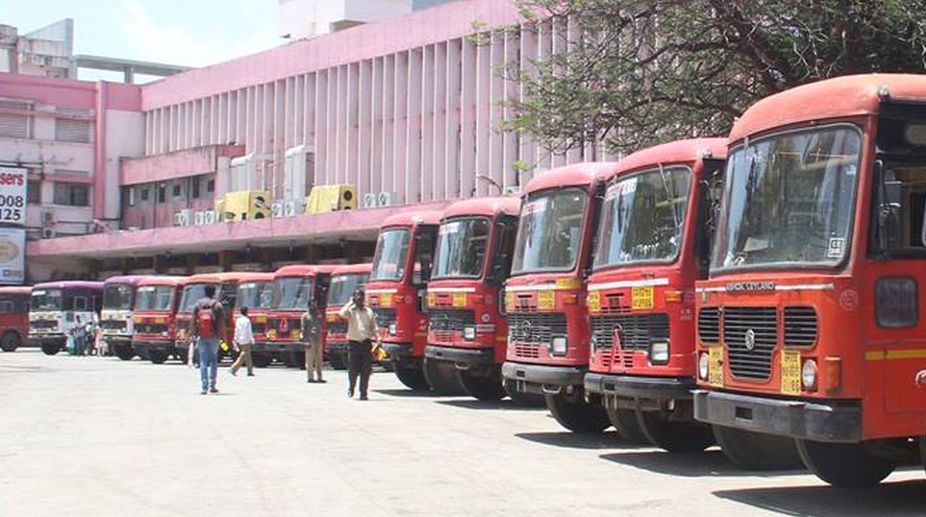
[551,336,567,356]
[388,323,397,336]
[698,352,709,380]
[649,341,670,365]
[462,325,476,341]
[802,359,818,391]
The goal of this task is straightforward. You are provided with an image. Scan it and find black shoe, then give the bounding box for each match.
[348,390,354,398]
[209,387,219,394]
[317,379,327,383]
[359,395,369,401]
[247,373,255,377]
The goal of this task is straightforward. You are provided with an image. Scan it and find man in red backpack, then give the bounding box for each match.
[192,285,227,395]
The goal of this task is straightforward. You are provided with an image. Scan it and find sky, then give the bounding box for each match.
[3,0,280,82]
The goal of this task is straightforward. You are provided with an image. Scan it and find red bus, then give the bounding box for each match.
[324,263,372,369]
[501,163,616,432]
[175,272,259,362]
[582,139,727,451]
[424,197,521,400]
[29,281,103,355]
[234,273,275,367]
[367,210,444,392]
[694,74,926,485]
[132,276,187,364]
[100,275,148,361]
[265,266,333,367]
[0,286,31,352]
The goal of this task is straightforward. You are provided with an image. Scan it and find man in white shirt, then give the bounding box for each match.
[338,287,380,400]
[230,306,255,377]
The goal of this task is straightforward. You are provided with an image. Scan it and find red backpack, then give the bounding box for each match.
[197,301,219,339]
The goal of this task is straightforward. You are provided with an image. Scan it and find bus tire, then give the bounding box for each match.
[637,412,713,452]
[41,342,60,356]
[114,345,135,361]
[285,351,305,368]
[504,380,545,407]
[328,353,347,370]
[148,350,168,364]
[457,369,507,401]
[796,439,895,488]
[607,408,652,445]
[423,358,465,395]
[0,331,20,352]
[713,425,803,470]
[394,365,430,392]
[545,392,610,434]
[252,353,272,368]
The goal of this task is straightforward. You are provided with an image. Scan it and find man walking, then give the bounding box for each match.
[338,287,379,400]
[192,285,226,395]
[230,306,255,377]
[302,302,325,383]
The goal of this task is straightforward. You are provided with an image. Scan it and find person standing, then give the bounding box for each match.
[338,287,380,400]
[302,302,325,383]
[230,306,255,377]
[192,285,226,395]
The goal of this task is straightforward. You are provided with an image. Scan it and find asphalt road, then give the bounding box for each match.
[1,350,924,516]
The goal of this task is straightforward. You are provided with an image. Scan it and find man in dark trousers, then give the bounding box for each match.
[338,287,380,400]
[192,285,227,395]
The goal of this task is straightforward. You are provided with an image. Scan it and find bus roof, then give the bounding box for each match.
[273,265,336,279]
[184,272,271,284]
[330,263,372,276]
[234,272,276,283]
[524,162,617,194]
[103,275,151,286]
[607,138,728,181]
[730,74,926,143]
[380,210,443,229]
[137,276,188,287]
[0,286,31,295]
[441,196,521,220]
[32,281,104,291]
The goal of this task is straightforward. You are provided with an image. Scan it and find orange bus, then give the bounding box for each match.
[265,265,333,367]
[695,74,926,485]
[324,263,372,369]
[175,272,261,362]
[132,276,187,364]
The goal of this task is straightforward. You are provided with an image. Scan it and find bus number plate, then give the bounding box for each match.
[708,346,723,387]
[780,349,802,395]
[587,291,600,313]
[380,293,392,307]
[631,286,654,310]
[537,290,555,310]
[452,292,467,308]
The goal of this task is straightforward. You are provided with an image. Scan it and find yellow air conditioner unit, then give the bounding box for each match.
[305,184,357,214]
[222,190,271,222]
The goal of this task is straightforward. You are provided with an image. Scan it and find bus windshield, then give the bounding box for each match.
[31,289,62,311]
[512,188,588,274]
[712,126,860,271]
[371,228,411,281]
[237,281,272,310]
[103,284,135,310]
[272,277,314,310]
[134,286,175,311]
[433,217,490,278]
[328,274,369,306]
[178,283,212,313]
[595,167,692,268]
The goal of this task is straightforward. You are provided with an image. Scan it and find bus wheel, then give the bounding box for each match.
[285,351,305,368]
[252,353,272,368]
[545,392,610,434]
[423,358,465,395]
[148,350,168,364]
[713,425,802,470]
[41,342,60,356]
[796,439,895,488]
[457,369,507,401]
[637,412,713,452]
[328,353,347,370]
[394,365,430,391]
[0,331,20,352]
[115,345,135,361]
[503,380,545,407]
[606,409,652,445]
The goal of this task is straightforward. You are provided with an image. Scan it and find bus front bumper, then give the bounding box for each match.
[425,345,494,369]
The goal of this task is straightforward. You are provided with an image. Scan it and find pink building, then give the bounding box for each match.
[20,0,608,281]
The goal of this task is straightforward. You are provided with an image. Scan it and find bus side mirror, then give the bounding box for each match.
[878,180,902,252]
[498,289,507,316]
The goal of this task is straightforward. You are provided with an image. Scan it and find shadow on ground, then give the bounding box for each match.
[600,449,807,478]
[436,399,546,412]
[713,478,926,516]
[516,431,641,450]
[372,388,442,398]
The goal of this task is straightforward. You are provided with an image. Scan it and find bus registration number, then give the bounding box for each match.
[452,292,467,308]
[631,286,654,310]
[587,291,600,313]
[538,290,555,310]
[780,350,802,395]
[708,346,724,387]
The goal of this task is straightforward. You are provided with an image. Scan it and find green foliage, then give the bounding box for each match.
[501,0,926,155]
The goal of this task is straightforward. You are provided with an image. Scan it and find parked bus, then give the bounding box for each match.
[132,276,187,364]
[265,267,330,367]
[501,163,616,432]
[324,263,372,370]
[367,210,445,392]
[175,272,255,362]
[232,273,274,367]
[694,74,926,485]
[100,276,148,361]
[0,286,31,352]
[424,197,521,400]
[29,281,103,355]
[582,139,727,451]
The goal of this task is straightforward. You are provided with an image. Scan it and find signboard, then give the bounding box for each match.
[0,228,25,284]
[0,166,27,226]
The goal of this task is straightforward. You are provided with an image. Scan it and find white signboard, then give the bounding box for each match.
[0,228,25,284]
[0,166,27,226]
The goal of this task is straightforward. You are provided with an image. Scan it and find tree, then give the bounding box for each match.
[500,0,926,155]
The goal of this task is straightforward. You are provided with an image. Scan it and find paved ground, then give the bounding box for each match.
[1,350,925,517]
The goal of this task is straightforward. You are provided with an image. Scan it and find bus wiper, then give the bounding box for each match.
[658,164,680,229]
